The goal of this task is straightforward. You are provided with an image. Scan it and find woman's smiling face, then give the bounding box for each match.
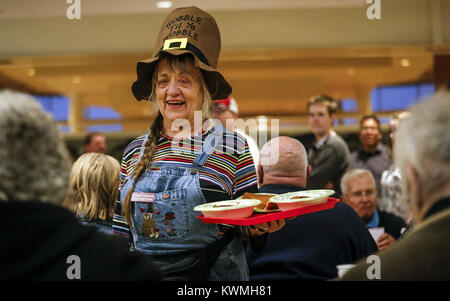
[155,56,204,130]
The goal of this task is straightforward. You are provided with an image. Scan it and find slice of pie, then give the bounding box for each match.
[290,196,308,199]
[242,192,279,211]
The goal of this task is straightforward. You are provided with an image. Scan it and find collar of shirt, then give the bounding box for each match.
[259,184,306,194]
[366,209,380,228]
[314,135,330,150]
[359,142,386,156]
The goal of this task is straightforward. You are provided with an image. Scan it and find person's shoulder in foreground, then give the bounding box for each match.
[0,89,162,281]
[341,207,450,281]
[0,200,162,281]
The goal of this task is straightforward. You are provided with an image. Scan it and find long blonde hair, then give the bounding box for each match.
[64,153,120,221]
[122,53,212,225]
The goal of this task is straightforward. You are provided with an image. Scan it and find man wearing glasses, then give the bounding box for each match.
[349,115,391,198]
[341,168,406,251]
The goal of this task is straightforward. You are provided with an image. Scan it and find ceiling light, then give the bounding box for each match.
[347,68,356,76]
[400,58,410,67]
[72,76,82,84]
[27,68,36,77]
[156,1,172,9]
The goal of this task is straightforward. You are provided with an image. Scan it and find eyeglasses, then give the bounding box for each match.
[361,126,379,132]
[350,189,375,198]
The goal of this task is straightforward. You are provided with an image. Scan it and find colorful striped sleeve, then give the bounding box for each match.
[112,136,145,237]
[232,133,258,197]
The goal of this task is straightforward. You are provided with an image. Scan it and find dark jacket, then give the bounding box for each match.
[378,210,406,240]
[80,218,114,236]
[342,197,450,281]
[245,184,378,280]
[0,200,162,281]
[349,143,392,198]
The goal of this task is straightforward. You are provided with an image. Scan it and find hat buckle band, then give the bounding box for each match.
[163,38,188,50]
[161,38,209,66]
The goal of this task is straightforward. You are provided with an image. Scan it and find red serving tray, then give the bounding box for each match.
[197,197,340,226]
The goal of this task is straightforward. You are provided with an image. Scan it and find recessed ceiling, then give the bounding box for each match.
[0,0,365,19]
[0,0,448,136]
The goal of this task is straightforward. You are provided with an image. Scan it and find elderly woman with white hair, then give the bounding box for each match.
[0,89,161,280]
[341,90,450,281]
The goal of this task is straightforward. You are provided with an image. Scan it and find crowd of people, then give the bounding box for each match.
[0,6,449,281]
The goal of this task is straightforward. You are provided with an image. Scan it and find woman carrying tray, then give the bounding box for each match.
[112,6,284,281]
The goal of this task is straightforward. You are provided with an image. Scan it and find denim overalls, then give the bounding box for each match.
[120,125,248,281]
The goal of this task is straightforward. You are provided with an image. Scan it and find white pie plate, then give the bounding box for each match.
[194,199,261,219]
[269,189,335,211]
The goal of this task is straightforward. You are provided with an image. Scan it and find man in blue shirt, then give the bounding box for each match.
[340,168,406,251]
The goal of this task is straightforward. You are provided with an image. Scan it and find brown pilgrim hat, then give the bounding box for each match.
[132,6,232,101]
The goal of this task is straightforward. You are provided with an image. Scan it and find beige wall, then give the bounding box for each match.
[0,0,448,137]
[0,0,448,58]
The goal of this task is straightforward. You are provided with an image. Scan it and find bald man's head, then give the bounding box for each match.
[258,136,310,187]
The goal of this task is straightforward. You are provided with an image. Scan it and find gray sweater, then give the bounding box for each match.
[306,134,351,197]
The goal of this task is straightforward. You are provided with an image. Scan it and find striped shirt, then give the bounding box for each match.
[112,128,258,237]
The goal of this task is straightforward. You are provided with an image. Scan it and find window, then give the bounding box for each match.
[33,95,69,122]
[85,124,123,132]
[378,116,391,125]
[83,106,122,120]
[83,106,123,132]
[341,118,358,125]
[32,97,124,133]
[58,125,71,133]
[341,98,358,112]
[371,83,435,112]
